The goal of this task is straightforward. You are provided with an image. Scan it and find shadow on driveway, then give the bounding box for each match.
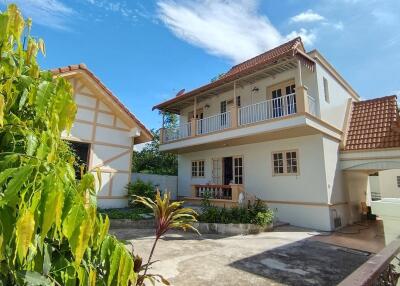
[230,239,370,286]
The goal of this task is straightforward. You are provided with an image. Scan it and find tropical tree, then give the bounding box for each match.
[132,112,178,175]
[0,5,137,285]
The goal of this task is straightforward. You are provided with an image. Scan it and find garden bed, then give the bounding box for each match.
[194,222,273,235]
[109,218,155,229]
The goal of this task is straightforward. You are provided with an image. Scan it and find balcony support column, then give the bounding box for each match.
[191,97,197,137]
[160,110,165,143]
[295,60,309,114]
[230,105,238,128]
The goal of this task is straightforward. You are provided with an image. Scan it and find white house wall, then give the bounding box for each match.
[178,134,339,230]
[378,169,400,198]
[315,61,354,130]
[321,136,349,227]
[62,77,134,209]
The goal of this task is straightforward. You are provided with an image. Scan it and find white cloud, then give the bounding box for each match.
[157,0,315,64]
[2,0,74,30]
[85,0,152,22]
[290,9,325,23]
[286,28,316,46]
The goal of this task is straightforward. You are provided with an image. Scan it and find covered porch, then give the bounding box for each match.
[184,184,246,208]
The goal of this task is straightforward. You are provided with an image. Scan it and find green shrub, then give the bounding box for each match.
[99,207,152,220]
[127,179,156,205]
[199,199,274,227]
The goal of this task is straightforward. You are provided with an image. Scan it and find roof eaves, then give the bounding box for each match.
[51,64,153,142]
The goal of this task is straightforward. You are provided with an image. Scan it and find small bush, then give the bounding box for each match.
[199,199,274,226]
[127,179,156,206]
[99,207,152,220]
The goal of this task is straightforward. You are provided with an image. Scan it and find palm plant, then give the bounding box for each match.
[134,191,199,285]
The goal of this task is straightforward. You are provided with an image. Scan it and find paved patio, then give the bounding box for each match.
[112,226,373,286]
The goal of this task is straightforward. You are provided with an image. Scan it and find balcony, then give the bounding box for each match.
[161,90,318,144]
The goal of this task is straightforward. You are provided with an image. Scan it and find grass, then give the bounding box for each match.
[99,207,153,220]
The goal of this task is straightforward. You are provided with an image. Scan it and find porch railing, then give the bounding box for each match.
[338,238,400,286]
[196,111,231,135]
[163,122,191,142]
[193,184,233,200]
[238,93,296,126]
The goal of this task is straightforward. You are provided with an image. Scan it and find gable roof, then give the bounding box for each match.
[344,95,400,151]
[51,64,152,143]
[153,37,315,112]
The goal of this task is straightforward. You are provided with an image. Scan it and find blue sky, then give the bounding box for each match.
[1,0,399,130]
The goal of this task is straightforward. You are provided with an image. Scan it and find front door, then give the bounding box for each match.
[188,109,204,133]
[223,157,233,185]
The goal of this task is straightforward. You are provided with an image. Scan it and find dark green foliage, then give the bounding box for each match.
[99,207,152,220]
[127,179,156,203]
[199,199,274,226]
[132,112,178,176]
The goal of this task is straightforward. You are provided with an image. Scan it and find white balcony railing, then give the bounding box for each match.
[308,95,317,117]
[163,122,191,142]
[196,111,231,135]
[239,93,296,126]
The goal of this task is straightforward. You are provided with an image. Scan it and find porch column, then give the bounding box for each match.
[160,111,165,144]
[191,97,197,137]
[230,81,238,128]
[295,60,309,114]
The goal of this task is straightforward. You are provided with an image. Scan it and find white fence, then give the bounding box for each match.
[163,122,191,143]
[239,93,296,126]
[196,111,231,135]
[131,173,178,200]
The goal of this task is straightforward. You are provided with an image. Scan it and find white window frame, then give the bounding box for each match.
[212,158,222,184]
[233,156,244,185]
[272,150,299,176]
[192,160,205,178]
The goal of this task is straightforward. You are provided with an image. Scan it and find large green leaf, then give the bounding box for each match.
[16,270,53,286]
[4,165,34,206]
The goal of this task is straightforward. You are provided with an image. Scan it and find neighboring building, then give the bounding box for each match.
[153,37,400,231]
[52,64,152,208]
[378,170,400,198]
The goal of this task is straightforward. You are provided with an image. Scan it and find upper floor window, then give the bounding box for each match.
[323,77,330,103]
[192,160,205,177]
[220,100,227,114]
[272,150,299,175]
[397,176,400,188]
[236,96,241,107]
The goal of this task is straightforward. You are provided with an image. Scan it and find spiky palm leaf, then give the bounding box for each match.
[134,192,199,285]
[134,191,199,238]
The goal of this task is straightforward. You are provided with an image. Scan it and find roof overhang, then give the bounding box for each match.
[340,148,400,172]
[154,52,315,114]
[52,64,152,144]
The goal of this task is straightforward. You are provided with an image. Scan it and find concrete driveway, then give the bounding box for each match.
[111,226,370,286]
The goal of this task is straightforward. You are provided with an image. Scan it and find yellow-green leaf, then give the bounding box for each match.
[4,165,34,206]
[15,209,35,263]
[73,217,92,266]
[0,94,4,127]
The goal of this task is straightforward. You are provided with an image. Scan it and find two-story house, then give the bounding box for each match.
[153,37,400,231]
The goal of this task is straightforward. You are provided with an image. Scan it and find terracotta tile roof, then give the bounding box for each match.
[344,95,400,151]
[153,37,314,112]
[221,37,304,78]
[51,64,152,142]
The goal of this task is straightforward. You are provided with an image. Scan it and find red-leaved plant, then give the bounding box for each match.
[134,191,199,286]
